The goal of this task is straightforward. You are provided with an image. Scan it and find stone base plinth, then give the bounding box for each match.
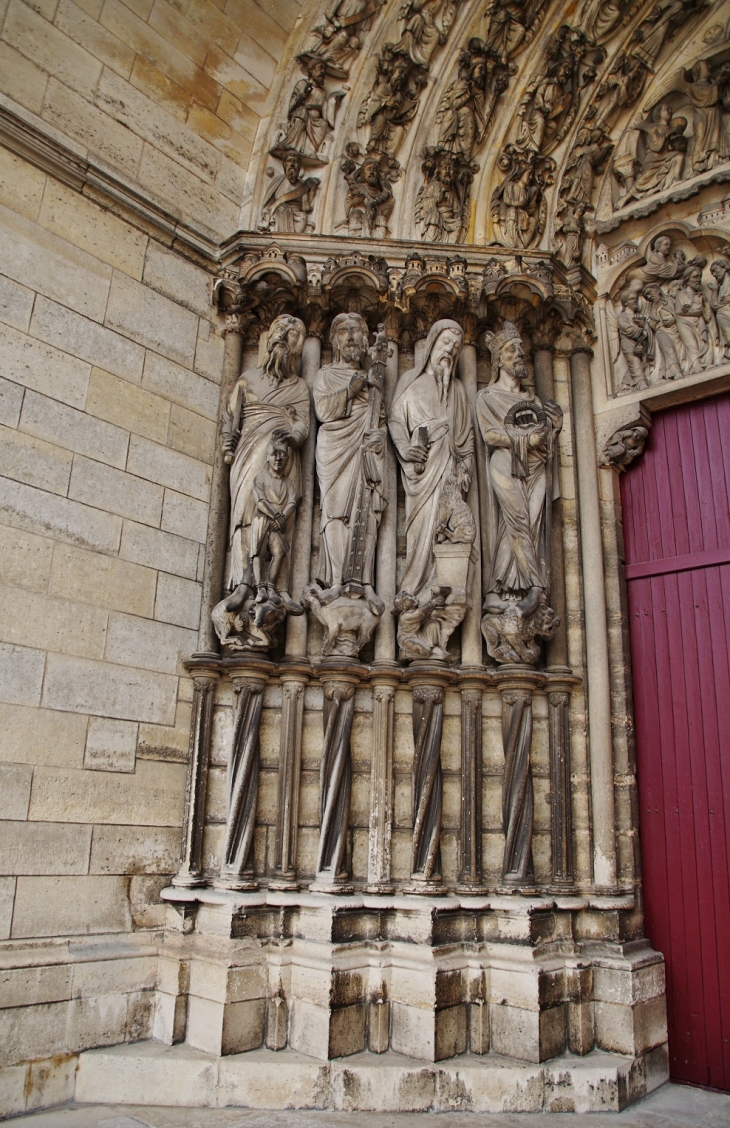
[74,1039,670,1113]
[154,885,668,1084]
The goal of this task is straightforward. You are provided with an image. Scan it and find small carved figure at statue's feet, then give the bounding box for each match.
[516,585,543,618]
[211,582,254,647]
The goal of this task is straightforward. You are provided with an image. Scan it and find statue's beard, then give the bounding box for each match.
[435,355,453,400]
[339,344,363,364]
[264,342,292,385]
[502,361,527,383]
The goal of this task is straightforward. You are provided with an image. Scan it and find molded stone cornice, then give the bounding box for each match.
[0,95,221,266]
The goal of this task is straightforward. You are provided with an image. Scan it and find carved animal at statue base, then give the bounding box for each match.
[482,599,559,666]
[302,584,382,657]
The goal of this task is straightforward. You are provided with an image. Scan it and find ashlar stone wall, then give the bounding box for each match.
[0,0,302,236]
[0,142,230,1110]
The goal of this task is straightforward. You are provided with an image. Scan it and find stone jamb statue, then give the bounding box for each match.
[389,318,476,663]
[476,321,562,666]
[303,311,387,659]
[212,315,310,652]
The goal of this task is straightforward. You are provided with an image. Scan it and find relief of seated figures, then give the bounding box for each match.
[610,57,730,212]
[608,235,730,393]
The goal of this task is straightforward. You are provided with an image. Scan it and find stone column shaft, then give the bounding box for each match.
[406,667,456,893]
[366,677,397,893]
[457,682,485,892]
[570,348,617,891]
[217,662,272,890]
[368,331,399,893]
[547,676,579,889]
[285,334,321,657]
[534,346,569,670]
[272,334,320,890]
[458,343,483,666]
[496,667,543,890]
[175,322,241,887]
[311,663,361,893]
[270,671,307,889]
[374,336,399,663]
[197,327,244,655]
[173,659,220,888]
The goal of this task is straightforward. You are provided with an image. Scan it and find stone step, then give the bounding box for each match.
[75,1040,656,1114]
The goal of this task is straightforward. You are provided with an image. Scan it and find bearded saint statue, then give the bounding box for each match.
[476,321,562,664]
[212,316,310,649]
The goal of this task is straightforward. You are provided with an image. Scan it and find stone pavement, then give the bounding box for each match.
[6,1083,730,1127]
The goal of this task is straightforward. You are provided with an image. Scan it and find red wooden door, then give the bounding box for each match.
[621,393,730,1090]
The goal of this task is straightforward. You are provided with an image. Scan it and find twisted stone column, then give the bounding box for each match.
[217,661,272,890]
[311,664,361,892]
[496,667,543,889]
[407,668,456,892]
[411,684,444,885]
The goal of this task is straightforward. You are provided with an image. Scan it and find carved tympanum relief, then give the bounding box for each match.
[609,56,730,212]
[212,315,310,652]
[551,2,711,268]
[606,233,730,393]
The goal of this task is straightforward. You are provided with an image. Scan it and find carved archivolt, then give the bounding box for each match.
[248,0,726,253]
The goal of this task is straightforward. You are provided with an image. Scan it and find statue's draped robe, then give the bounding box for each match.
[314,365,373,587]
[476,385,549,597]
[227,373,310,591]
[389,349,473,599]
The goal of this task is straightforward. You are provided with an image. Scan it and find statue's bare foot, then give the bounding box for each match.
[319,583,342,605]
[279,590,303,615]
[484,591,510,614]
[431,646,449,661]
[364,584,385,616]
[516,586,543,618]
